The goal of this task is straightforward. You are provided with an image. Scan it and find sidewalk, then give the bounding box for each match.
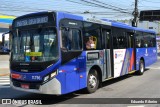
[0,68,9,76]
[0,55,10,76]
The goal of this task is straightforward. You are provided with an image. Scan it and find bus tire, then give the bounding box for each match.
[86,69,99,93]
[138,60,145,75]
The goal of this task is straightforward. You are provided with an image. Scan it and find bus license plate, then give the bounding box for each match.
[21,84,29,89]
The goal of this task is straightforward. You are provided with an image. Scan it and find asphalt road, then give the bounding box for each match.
[1,57,160,107]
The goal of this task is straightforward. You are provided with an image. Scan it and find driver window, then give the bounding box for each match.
[61,28,82,51]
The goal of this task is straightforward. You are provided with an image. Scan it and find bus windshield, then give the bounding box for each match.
[11,27,58,62]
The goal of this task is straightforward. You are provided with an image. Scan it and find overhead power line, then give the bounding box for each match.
[80,0,132,14]
[91,0,129,11]
[66,0,132,15]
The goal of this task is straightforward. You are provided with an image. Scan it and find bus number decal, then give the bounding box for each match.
[32,76,41,80]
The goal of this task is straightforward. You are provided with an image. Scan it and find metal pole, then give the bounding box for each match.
[132,0,138,27]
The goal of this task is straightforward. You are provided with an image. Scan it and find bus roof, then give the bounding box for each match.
[13,11,156,34]
[102,18,156,34]
[60,11,156,34]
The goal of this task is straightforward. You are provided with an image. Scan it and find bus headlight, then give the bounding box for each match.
[50,71,57,78]
[44,75,49,82]
[43,70,58,83]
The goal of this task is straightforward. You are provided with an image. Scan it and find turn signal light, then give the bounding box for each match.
[11,73,22,79]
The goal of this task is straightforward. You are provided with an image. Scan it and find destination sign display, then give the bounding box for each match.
[14,16,49,27]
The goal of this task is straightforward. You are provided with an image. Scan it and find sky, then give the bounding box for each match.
[0,0,160,20]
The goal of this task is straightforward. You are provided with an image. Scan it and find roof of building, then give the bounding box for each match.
[0,15,16,24]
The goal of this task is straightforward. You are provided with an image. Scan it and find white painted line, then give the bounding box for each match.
[127,105,145,107]
[0,78,9,80]
[0,80,10,82]
[0,83,10,85]
[0,86,10,88]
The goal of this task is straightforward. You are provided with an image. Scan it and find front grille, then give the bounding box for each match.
[12,79,41,89]
[12,66,43,72]
[10,61,54,73]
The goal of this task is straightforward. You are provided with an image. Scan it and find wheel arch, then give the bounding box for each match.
[88,65,102,83]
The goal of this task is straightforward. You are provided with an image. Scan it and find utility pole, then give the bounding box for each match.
[132,0,139,27]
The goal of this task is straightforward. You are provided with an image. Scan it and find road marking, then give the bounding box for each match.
[0,76,10,85]
[0,80,10,82]
[0,83,10,85]
[0,86,10,88]
[0,77,9,79]
[147,67,160,69]
[127,105,145,107]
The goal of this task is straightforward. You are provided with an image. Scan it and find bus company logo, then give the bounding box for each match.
[115,53,123,59]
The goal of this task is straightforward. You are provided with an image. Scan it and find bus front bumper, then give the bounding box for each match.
[10,78,61,95]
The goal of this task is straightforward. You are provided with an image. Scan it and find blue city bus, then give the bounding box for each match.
[8,11,157,95]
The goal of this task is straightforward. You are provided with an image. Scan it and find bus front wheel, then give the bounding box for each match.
[86,69,99,93]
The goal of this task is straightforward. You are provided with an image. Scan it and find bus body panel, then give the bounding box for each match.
[136,47,157,70]
[58,51,86,94]
[113,48,135,78]
[86,50,104,77]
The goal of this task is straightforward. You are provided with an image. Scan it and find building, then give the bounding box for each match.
[117,19,160,34]
[138,21,160,34]
[0,15,15,52]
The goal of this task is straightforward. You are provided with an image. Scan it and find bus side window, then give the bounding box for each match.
[136,32,143,48]
[61,28,69,51]
[83,22,101,50]
[136,39,141,48]
[61,28,82,51]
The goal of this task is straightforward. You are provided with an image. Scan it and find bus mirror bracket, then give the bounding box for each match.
[2,31,11,52]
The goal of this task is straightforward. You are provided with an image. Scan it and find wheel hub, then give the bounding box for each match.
[140,63,144,73]
[89,74,97,88]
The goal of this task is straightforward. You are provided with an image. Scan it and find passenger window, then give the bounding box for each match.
[136,32,143,48]
[83,22,101,50]
[136,32,156,48]
[113,28,127,49]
